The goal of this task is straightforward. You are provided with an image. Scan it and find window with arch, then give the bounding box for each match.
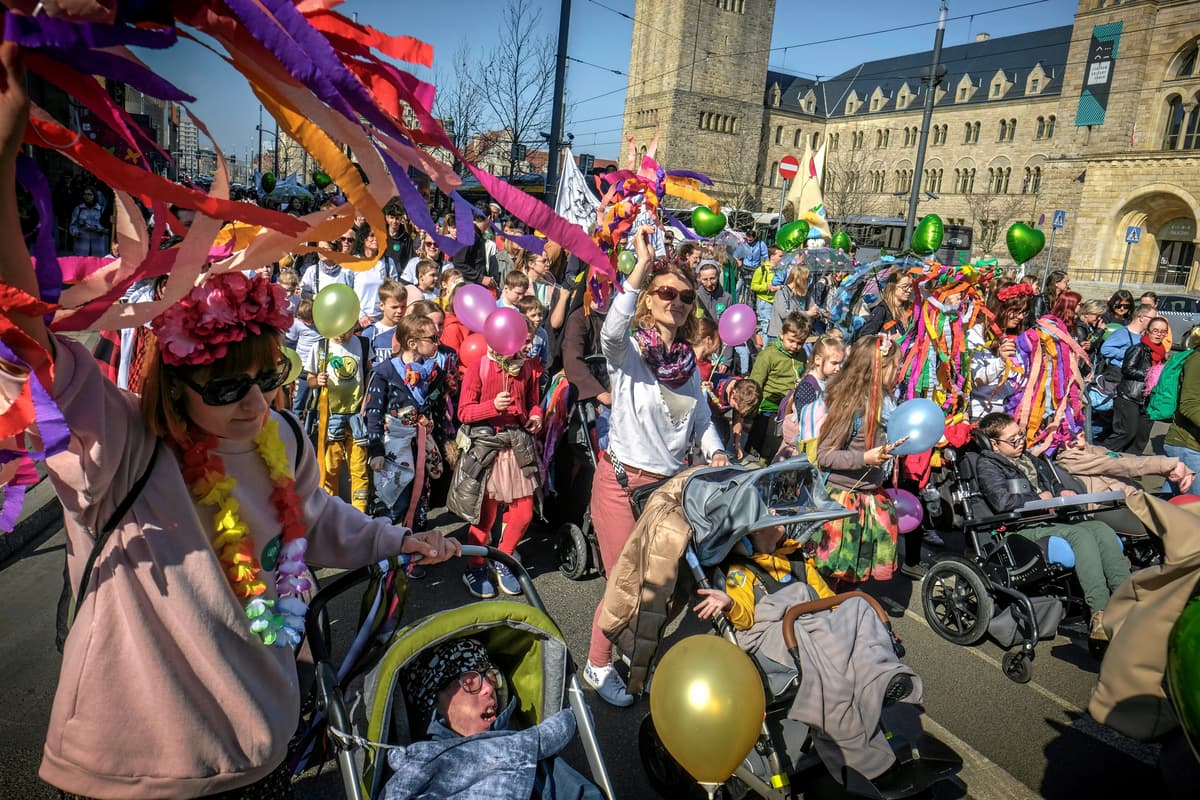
[830,132,840,150]
[875,129,883,148]
[1173,40,1198,78]
[964,121,981,144]
[1035,116,1045,139]
[1006,118,1017,141]
[775,125,783,145]
[1045,115,1055,139]
[1022,166,1042,194]
[793,129,803,148]
[1163,94,1200,151]
[715,0,746,13]
[769,161,779,188]
[998,120,1008,141]
[811,131,820,150]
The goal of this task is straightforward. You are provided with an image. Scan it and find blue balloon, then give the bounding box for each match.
[886,398,946,455]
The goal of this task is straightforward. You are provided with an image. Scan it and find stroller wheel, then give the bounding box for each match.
[638,714,750,800]
[556,523,592,581]
[1002,651,1033,683]
[922,556,994,646]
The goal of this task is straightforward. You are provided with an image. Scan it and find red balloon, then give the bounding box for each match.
[459,334,487,369]
[1169,494,1200,506]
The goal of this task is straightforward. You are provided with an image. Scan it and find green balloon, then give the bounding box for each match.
[617,250,637,275]
[830,231,853,254]
[261,172,276,194]
[776,220,809,252]
[282,346,303,384]
[313,170,332,189]
[911,214,944,254]
[1167,596,1200,761]
[691,206,727,238]
[1006,222,1046,265]
[312,283,359,338]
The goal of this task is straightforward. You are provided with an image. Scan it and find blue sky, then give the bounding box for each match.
[137,0,1079,162]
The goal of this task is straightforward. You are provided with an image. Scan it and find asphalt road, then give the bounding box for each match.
[0,506,1176,800]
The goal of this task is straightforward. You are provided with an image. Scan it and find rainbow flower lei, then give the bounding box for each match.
[177,417,310,648]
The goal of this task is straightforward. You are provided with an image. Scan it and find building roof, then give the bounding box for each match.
[766,25,1072,119]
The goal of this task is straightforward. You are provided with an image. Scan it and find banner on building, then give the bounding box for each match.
[1075,21,1122,127]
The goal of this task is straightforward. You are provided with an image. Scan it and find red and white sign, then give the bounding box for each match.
[778,155,799,180]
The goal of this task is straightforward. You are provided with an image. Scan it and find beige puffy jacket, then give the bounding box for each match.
[1054,442,1179,497]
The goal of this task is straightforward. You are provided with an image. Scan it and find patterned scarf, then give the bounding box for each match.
[633,325,696,389]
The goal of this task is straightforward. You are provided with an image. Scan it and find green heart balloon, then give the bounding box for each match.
[617,250,636,275]
[313,170,332,189]
[261,172,276,194]
[691,206,727,238]
[911,214,944,255]
[830,231,852,254]
[775,220,809,252]
[1006,222,1046,265]
[1167,596,1200,761]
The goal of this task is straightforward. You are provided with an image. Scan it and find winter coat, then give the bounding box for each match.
[1054,443,1179,498]
[446,427,541,525]
[766,285,811,339]
[1117,341,1156,404]
[598,469,700,695]
[384,701,600,800]
[974,450,1086,513]
[1165,347,1200,452]
[696,284,733,324]
[364,357,447,460]
[737,581,921,780]
[1089,493,1200,741]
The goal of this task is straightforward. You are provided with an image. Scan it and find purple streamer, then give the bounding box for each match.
[27,369,70,460]
[379,149,471,257]
[662,209,700,240]
[0,483,28,533]
[16,156,62,311]
[2,11,176,50]
[39,46,195,103]
[664,170,714,185]
[488,222,545,255]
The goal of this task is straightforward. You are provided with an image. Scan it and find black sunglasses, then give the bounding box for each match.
[651,286,697,305]
[177,363,290,406]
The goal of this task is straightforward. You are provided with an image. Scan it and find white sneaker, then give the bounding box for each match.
[582,661,635,707]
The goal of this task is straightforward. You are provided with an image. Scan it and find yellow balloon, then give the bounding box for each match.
[649,635,765,787]
[282,346,303,384]
[312,283,359,338]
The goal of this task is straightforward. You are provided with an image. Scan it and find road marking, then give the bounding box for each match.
[920,716,1040,800]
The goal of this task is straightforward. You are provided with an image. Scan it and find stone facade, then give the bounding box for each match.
[621,0,1200,289]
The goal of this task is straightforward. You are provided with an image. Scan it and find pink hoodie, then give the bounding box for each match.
[3,338,411,798]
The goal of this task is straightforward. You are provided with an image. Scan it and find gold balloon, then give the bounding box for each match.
[282,346,303,384]
[649,635,765,787]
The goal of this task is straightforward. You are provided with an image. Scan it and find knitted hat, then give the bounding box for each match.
[402,637,495,732]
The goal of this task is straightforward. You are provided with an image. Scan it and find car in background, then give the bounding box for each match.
[1155,293,1200,349]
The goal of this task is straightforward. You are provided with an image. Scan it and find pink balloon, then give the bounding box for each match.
[885,488,924,535]
[718,303,757,346]
[453,283,497,333]
[484,307,529,357]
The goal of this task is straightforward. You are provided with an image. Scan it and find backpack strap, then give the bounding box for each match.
[68,440,161,631]
[276,409,306,471]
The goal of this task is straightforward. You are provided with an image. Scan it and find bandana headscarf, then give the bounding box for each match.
[632,325,697,389]
[402,637,496,734]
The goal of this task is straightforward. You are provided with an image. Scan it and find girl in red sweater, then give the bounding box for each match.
[451,319,543,598]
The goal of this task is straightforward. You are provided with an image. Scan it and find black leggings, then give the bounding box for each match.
[1105,397,1151,454]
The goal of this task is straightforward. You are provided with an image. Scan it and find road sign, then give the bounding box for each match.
[1052,210,1066,229]
[778,155,800,180]
[1126,226,1142,244]
[577,153,595,175]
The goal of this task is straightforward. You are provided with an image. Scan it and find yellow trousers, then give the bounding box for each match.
[322,432,370,512]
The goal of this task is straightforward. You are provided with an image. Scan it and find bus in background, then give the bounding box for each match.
[833,215,973,265]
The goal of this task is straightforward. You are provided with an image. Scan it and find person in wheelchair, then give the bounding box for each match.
[389,637,601,800]
[975,413,1132,639]
[693,523,922,781]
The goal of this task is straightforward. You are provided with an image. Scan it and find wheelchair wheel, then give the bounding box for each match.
[1002,651,1033,684]
[923,556,994,645]
[556,522,591,581]
[638,714,751,800]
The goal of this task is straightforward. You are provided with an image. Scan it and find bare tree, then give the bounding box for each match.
[819,133,885,223]
[471,0,555,177]
[962,190,1029,257]
[434,43,485,174]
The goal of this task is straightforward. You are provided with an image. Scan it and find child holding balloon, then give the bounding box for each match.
[449,317,543,599]
[812,335,903,585]
[306,326,373,511]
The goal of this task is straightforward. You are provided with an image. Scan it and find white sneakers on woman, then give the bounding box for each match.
[582,661,635,707]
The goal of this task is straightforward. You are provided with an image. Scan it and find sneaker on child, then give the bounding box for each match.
[462,567,496,599]
[582,661,635,707]
[493,562,522,596]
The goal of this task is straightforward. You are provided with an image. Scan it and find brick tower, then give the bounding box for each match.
[620,0,777,204]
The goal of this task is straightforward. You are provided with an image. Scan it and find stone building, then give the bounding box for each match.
[621,0,1200,288]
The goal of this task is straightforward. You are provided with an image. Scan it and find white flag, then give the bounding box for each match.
[554,146,599,231]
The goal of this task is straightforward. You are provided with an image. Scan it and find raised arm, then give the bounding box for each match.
[0,44,50,354]
[601,226,655,368]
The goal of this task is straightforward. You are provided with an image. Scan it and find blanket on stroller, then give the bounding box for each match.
[737,581,923,781]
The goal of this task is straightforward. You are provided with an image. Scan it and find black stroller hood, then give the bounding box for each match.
[681,457,855,567]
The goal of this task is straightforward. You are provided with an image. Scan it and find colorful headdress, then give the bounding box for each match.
[997,283,1037,302]
[152,272,293,367]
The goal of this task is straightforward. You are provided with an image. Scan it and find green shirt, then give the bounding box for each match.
[749,343,807,413]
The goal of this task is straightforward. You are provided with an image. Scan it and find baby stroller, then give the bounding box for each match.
[635,459,963,799]
[304,547,615,800]
[555,395,606,580]
[920,437,1127,682]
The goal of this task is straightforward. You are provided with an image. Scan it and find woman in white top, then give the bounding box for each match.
[581,227,728,707]
[352,230,401,327]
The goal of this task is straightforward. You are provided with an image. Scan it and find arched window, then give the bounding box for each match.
[811,131,820,149]
[1045,115,1055,139]
[1031,166,1042,194]
[1002,167,1011,193]
[963,122,972,144]
[882,129,890,147]
[973,121,981,142]
[1007,119,1017,141]
[769,161,778,187]
[774,125,782,144]
[1035,116,1045,139]
[1174,40,1198,78]
[998,120,1008,141]
[968,168,976,193]
[1164,95,1186,149]
[794,129,803,148]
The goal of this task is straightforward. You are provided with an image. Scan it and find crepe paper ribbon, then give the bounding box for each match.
[15,156,62,313]
[489,222,547,255]
[664,176,719,212]
[662,209,701,241]
[2,9,177,51]
[664,169,713,186]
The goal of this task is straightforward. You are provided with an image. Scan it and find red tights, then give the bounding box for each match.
[467,495,534,566]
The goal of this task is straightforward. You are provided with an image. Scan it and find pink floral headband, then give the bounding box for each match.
[153,272,294,367]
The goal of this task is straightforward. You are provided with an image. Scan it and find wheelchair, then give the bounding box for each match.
[919,438,1126,683]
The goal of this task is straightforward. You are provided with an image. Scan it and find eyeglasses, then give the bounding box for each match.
[1114,303,1131,309]
[454,668,503,694]
[650,286,697,305]
[991,435,1025,448]
[177,363,289,406]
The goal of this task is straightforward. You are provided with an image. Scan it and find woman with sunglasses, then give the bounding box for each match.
[1103,289,1135,328]
[581,227,729,708]
[298,231,356,301]
[0,56,458,798]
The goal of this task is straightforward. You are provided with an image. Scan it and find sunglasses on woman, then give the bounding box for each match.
[650,286,697,305]
[177,363,290,406]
